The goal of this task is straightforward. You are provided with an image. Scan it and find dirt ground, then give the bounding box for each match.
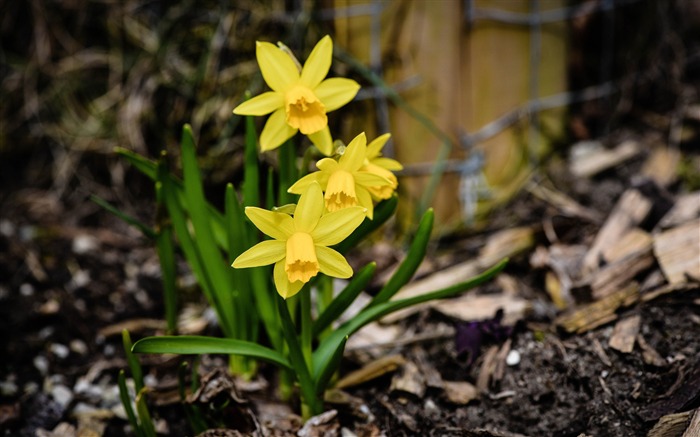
[1,113,699,437]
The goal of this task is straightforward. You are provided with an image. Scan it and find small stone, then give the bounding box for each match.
[506,350,521,366]
[20,283,35,296]
[34,355,49,376]
[50,343,70,359]
[51,385,74,408]
[0,219,15,237]
[0,380,18,396]
[38,299,60,314]
[103,344,115,357]
[38,326,55,340]
[69,339,88,355]
[72,234,98,254]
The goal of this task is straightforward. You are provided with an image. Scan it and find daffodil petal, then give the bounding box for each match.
[294,182,324,232]
[314,78,360,112]
[260,107,297,152]
[288,172,329,194]
[372,157,404,171]
[233,92,283,116]
[354,171,393,187]
[274,260,304,299]
[316,246,353,278]
[308,126,334,156]
[339,132,366,170]
[256,41,299,92]
[316,157,339,172]
[245,207,295,240]
[366,133,391,159]
[233,240,286,268]
[356,186,374,219]
[300,35,332,89]
[311,206,366,246]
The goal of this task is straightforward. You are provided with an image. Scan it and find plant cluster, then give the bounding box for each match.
[110,35,505,431]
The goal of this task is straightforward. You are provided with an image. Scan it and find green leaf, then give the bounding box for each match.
[180,125,236,336]
[122,330,144,393]
[368,208,434,307]
[90,195,156,240]
[312,263,376,337]
[118,370,144,437]
[313,259,508,380]
[132,336,292,370]
[314,336,346,395]
[115,147,157,180]
[135,389,157,437]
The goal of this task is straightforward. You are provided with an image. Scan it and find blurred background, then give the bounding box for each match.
[1,0,698,233]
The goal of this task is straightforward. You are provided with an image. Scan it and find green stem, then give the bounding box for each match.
[300,287,312,368]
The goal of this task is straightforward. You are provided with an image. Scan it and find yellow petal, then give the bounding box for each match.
[294,181,324,233]
[308,126,334,156]
[366,133,391,159]
[256,41,299,92]
[260,107,297,152]
[316,157,339,172]
[274,259,304,299]
[288,172,328,194]
[233,91,283,116]
[314,78,360,112]
[316,246,353,278]
[300,35,332,89]
[339,132,366,171]
[232,240,286,268]
[245,207,294,240]
[372,157,403,171]
[356,186,374,219]
[354,171,393,187]
[311,206,366,246]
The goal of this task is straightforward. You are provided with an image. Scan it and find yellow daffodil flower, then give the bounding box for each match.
[362,133,403,200]
[232,182,365,299]
[233,35,360,156]
[288,132,392,220]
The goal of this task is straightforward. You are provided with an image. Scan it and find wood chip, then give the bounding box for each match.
[389,361,425,398]
[590,248,655,300]
[414,348,443,389]
[429,293,531,326]
[601,228,653,264]
[479,227,536,268]
[637,335,667,367]
[583,189,653,274]
[658,191,700,229]
[555,283,639,334]
[97,318,168,337]
[570,140,641,178]
[608,315,640,353]
[476,345,500,392]
[641,146,681,187]
[442,381,479,405]
[647,410,694,437]
[683,409,700,437]
[334,355,405,390]
[653,218,700,284]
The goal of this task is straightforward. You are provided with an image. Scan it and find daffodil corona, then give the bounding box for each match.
[232,182,365,299]
[288,132,392,219]
[361,133,403,200]
[233,35,360,155]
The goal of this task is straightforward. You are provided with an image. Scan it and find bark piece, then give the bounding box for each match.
[683,409,700,437]
[570,140,641,178]
[601,228,653,264]
[476,345,500,392]
[442,381,479,405]
[608,315,640,353]
[297,410,339,437]
[414,348,443,389]
[583,189,653,274]
[653,218,700,284]
[430,293,531,326]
